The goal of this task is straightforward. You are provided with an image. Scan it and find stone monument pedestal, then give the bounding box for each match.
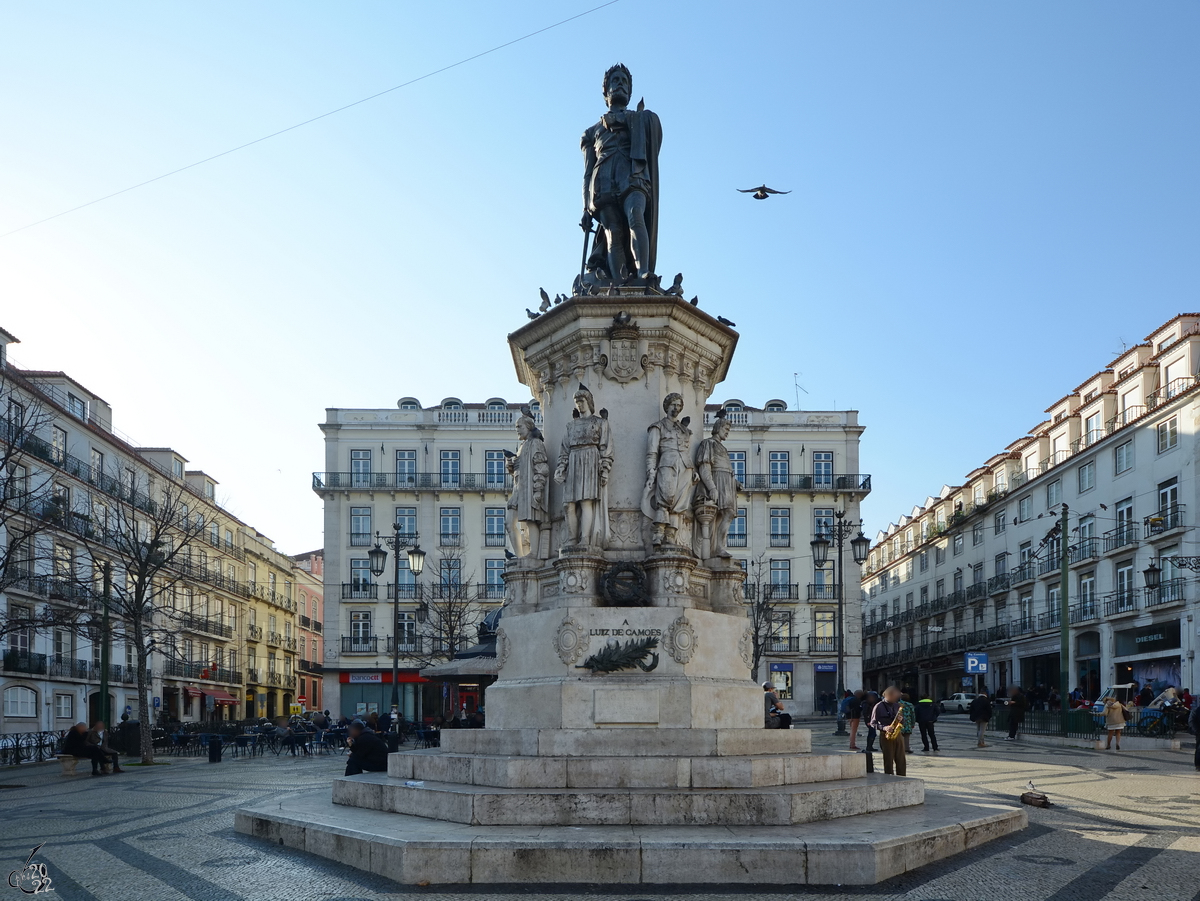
[236,294,1024,884]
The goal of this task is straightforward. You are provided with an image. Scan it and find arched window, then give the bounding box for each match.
[765,402,786,412]
[3,685,36,717]
[399,401,419,410]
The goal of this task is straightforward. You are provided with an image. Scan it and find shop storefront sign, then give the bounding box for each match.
[1115,620,1180,657]
[348,673,383,684]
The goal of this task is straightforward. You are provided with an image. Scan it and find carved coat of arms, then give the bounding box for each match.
[602,316,645,383]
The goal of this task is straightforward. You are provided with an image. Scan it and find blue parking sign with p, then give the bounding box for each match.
[965,652,988,674]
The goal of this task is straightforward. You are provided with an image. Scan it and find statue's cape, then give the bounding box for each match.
[586,107,662,277]
[630,108,662,276]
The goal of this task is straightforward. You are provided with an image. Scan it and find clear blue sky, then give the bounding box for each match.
[2,2,1197,553]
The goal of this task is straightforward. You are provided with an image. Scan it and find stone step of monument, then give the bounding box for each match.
[235,789,1026,886]
[439,726,811,758]
[331,771,924,827]
[389,747,864,789]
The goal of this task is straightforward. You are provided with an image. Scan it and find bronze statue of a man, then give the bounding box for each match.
[642,392,694,549]
[581,64,662,285]
[506,411,549,558]
[554,384,613,550]
[693,411,738,558]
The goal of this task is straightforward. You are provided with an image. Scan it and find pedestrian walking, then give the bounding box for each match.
[915,696,940,752]
[1103,696,1131,750]
[1005,687,1027,741]
[870,687,907,776]
[846,690,863,750]
[818,692,829,716]
[968,692,992,747]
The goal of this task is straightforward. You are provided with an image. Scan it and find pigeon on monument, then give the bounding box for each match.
[539,289,552,312]
[665,273,684,296]
[690,295,699,306]
[526,308,539,320]
[738,185,791,200]
[717,315,737,327]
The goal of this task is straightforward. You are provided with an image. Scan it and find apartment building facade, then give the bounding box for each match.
[0,327,302,732]
[315,396,870,719]
[293,549,325,714]
[862,314,1200,703]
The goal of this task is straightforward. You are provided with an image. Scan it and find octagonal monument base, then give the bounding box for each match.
[235,786,1026,886]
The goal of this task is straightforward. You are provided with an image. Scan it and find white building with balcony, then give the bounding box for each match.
[862,313,1200,704]
[314,397,870,719]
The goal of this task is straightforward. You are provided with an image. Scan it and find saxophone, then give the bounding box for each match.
[883,708,904,741]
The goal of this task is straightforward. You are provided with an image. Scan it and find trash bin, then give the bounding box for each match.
[385,733,401,753]
[208,735,223,763]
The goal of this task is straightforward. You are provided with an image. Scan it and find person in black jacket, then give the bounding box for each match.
[344,720,389,776]
[1005,687,1028,741]
[63,722,107,776]
[914,697,940,752]
[968,693,993,747]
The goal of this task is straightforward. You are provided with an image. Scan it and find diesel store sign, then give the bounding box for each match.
[1115,620,1181,657]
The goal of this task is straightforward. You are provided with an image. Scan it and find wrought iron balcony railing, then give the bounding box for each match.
[312,472,513,493]
[341,636,379,654]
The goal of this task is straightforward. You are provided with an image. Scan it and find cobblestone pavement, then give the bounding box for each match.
[0,720,1196,901]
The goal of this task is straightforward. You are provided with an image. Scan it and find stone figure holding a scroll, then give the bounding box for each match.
[642,393,694,549]
[581,64,662,285]
[506,410,549,558]
[554,385,613,550]
[693,410,738,558]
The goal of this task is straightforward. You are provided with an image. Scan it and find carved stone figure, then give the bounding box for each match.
[642,393,694,549]
[580,64,662,285]
[506,411,549,558]
[554,384,613,550]
[693,410,738,558]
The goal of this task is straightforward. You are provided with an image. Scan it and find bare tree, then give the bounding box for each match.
[73,469,208,763]
[744,553,788,684]
[410,544,482,669]
[0,372,80,647]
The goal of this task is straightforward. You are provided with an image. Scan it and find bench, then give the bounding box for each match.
[57,755,111,776]
[57,755,85,775]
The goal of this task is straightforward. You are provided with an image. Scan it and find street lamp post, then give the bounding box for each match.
[810,510,871,736]
[367,526,426,725]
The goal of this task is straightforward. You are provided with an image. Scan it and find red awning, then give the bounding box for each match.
[183,686,203,698]
[203,689,238,705]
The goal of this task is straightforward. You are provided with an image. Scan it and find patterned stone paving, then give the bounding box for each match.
[0,719,1196,900]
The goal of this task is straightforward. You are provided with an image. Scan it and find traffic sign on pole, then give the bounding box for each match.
[964,652,988,674]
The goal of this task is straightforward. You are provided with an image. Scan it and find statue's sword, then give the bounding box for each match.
[578,219,595,285]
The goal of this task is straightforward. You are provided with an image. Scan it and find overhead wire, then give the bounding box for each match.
[0,0,621,240]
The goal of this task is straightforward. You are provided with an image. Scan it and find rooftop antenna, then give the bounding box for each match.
[793,372,809,411]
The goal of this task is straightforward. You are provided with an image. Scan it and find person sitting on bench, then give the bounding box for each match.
[87,720,123,773]
[62,722,108,776]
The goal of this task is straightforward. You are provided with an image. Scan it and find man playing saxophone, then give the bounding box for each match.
[869,686,907,776]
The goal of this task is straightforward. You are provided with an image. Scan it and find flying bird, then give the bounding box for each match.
[738,185,791,200]
[690,295,699,306]
[539,288,551,312]
[717,315,737,327]
[526,308,539,320]
[613,311,632,326]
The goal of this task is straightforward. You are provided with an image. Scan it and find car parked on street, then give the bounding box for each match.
[938,692,978,713]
